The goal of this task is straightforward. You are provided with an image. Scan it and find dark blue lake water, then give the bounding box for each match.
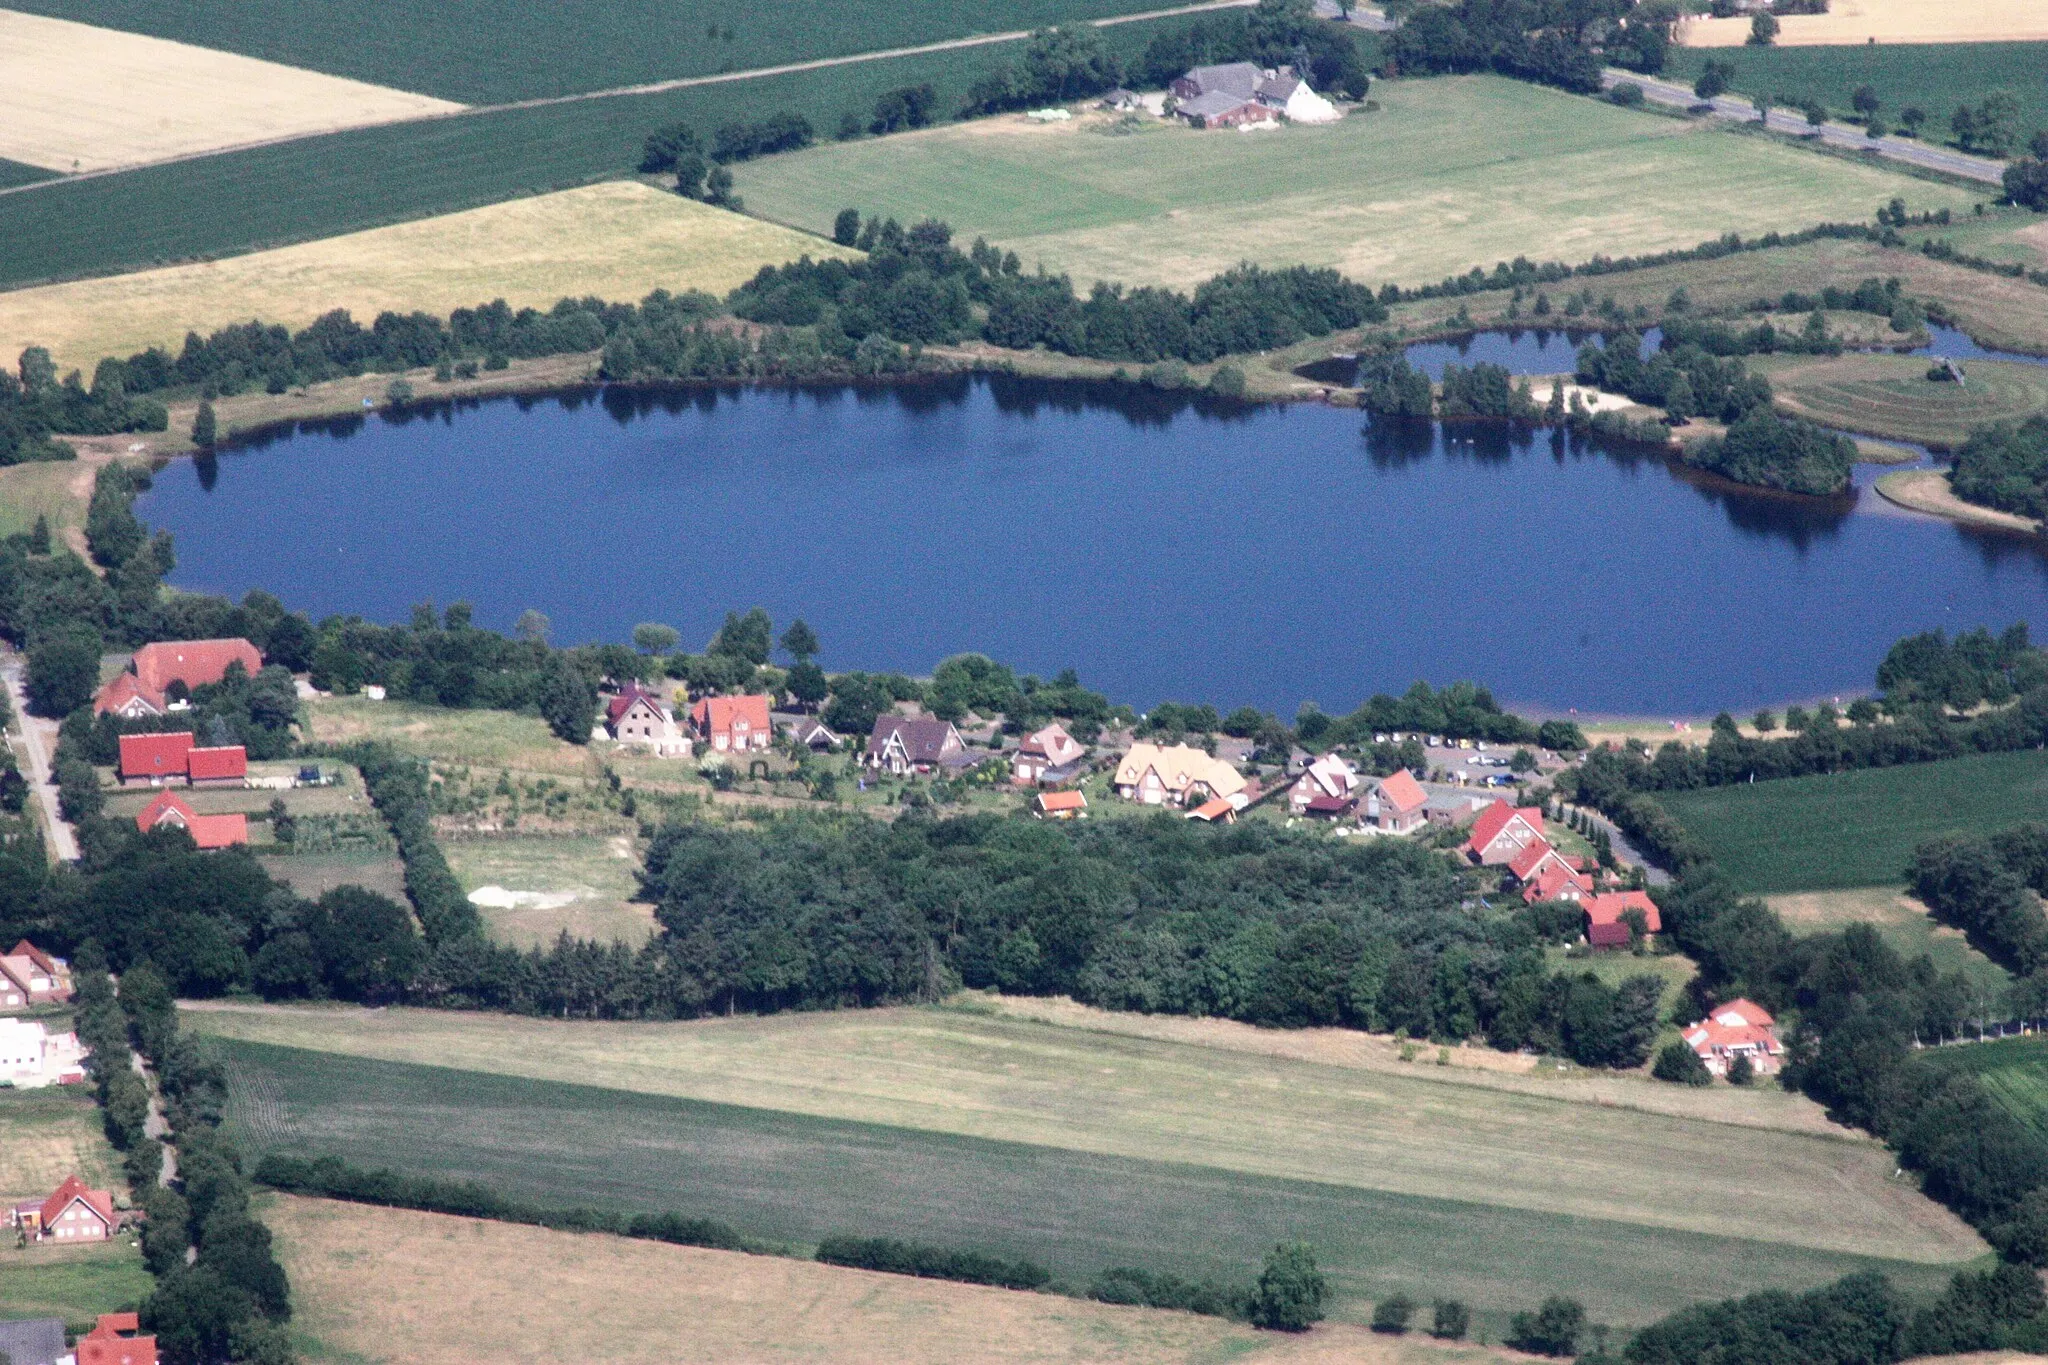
[138,373,2048,718]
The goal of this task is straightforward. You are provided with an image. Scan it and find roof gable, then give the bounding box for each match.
[94,672,163,717]
[1377,768,1427,813]
[696,693,773,735]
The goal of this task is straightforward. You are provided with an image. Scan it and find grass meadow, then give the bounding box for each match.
[0,1240,154,1332]
[1663,42,2048,138]
[304,694,600,777]
[735,76,1975,292]
[1756,353,2048,447]
[0,1086,154,1330]
[1766,887,2011,994]
[441,833,656,947]
[215,1037,1970,1331]
[1922,1036,2048,1133]
[257,848,411,903]
[1659,750,2048,893]
[269,1195,1513,1365]
[3,0,1185,103]
[0,182,853,372]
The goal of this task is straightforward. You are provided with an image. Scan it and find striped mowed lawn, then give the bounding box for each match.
[194,1001,1983,1330]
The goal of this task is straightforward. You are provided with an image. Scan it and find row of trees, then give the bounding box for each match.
[1909,824,2048,975]
[1392,0,1676,90]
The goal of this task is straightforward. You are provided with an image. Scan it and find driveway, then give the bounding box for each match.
[3,659,80,862]
[1602,69,2008,185]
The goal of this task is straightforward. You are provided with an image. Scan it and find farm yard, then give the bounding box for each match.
[1659,750,2048,894]
[267,1194,1512,1365]
[195,1002,1980,1330]
[1756,353,2048,448]
[735,76,1976,294]
[0,7,459,174]
[1675,0,2048,47]
[0,182,854,373]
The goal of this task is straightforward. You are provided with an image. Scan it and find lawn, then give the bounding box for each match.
[735,76,1976,293]
[0,458,95,542]
[0,1240,154,1332]
[257,848,410,903]
[215,1037,1968,1331]
[0,183,855,373]
[441,833,656,947]
[305,695,597,777]
[1766,886,2011,995]
[1757,353,2048,447]
[0,1085,126,1201]
[1921,1035,2048,1133]
[270,1194,1513,1365]
[1659,750,2048,894]
[1664,46,2048,142]
[3,0,1188,103]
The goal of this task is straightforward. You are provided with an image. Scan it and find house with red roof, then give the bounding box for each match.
[0,940,72,1011]
[1360,769,1429,834]
[1511,843,1594,904]
[116,732,246,787]
[606,684,688,756]
[135,791,247,850]
[1011,723,1087,786]
[1464,800,1548,865]
[1033,790,1088,820]
[185,746,248,786]
[77,1312,158,1365]
[9,1175,115,1242]
[1584,890,1662,948]
[1683,998,1783,1076]
[94,638,262,717]
[690,694,773,753]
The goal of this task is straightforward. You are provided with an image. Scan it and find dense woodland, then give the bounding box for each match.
[1391,0,1676,92]
[1951,415,2048,520]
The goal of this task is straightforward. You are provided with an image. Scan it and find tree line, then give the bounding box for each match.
[1391,0,1676,93]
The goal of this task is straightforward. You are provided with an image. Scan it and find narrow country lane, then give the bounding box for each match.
[3,657,80,862]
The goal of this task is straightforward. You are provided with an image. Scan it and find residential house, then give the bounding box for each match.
[606,684,689,757]
[1509,841,1591,904]
[94,638,262,717]
[10,1176,114,1243]
[1359,768,1429,834]
[689,694,773,754]
[1683,998,1784,1077]
[0,940,72,1011]
[1252,69,1340,123]
[1289,753,1360,815]
[1034,790,1088,820]
[185,745,248,786]
[135,791,247,849]
[866,716,974,775]
[1113,742,1248,809]
[1583,890,1662,948]
[1464,800,1548,865]
[116,732,246,787]
[0,1317,66,1365]
[1011,723,1087,786]
[0,1017,85,1088]
[783,717,841,751]
[76,1313,158,1365]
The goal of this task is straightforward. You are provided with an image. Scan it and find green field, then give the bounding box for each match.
[1922,1035,2048,1132]
[735,75,1976,292]
[1756,353,2048,448]
[213,1035,1969,1331]
[1766,887,2011,995]
[1660,750,2048,893]
[441,834,655,947]
[0,1241,155,1332]
[1664,43,2048,151]
[258,848,411,903]
[0,157,56,190]
[5,0,1186,103]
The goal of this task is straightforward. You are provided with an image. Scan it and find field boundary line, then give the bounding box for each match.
[0,0,1256,202]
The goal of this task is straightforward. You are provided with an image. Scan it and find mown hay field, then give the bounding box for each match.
[269,1194,1512,1365]
[0,183,851,373]
[0,8,460,174]
[0,1085,125,1201]
[217,1038,1969,1330]
[258,848,410,903]
[1756,353,2048,448]
[303,694,596,777]
[0,1240,155,1331]
[1677,0,2048,47]
[735,76,1976,293]
[3,0,1187,104]
[1923,1036,2048,1133]
[441,833,656,948]
[1663,42,2048,138]
[189,1003,1981,1266]
[1767,887,2011,994]
[1660,750,2048,894]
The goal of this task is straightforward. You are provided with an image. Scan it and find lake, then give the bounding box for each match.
[138,372,2048,717]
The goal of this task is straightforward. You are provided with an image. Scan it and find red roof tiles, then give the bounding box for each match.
[38,1175,114,1232]
[185,746,247,781]
[132,639,261,695]
[135,791,247,849]
[118,732,194,780]
[1376,768,1427,814]
[1584,890,1662,934]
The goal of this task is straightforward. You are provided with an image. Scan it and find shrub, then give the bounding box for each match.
[1509,1296,1585,1356]
[1432,1298,1470,1339]
[1372,1293,1417,1333]
[1728,1052,1756,1085]
[1653,1040,1713,1086]
[1608,81,1644,107]
[1250,1242,1327,1332]
[814,1235,1050,1290]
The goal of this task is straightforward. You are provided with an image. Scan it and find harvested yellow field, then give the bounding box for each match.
[1678,0,2048,46]
[0,8,459,173]
[270,1194,1513,1365]
[0,182,855,373]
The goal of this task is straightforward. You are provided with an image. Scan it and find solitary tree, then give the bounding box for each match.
[1728,1052,1756,1085]
[1852,84,1881,120]
[192,399,217,449]
[1748,11,1778,44]
[28,515,48,554]
[1250,1243,1327,1331]
[633,622,682,655]
[1510,1297,1587,1357]
[786,660,829,711]
[514,609,551,644]
[1755,93,1772,123]
[1899,105,1926,136]
[1432,1299,1471,1340]
[833,208,861,246]
[780,618,821,664]
[1371,1294,1417,1334]
[1692,60,1732,101]
[1753,708,1778,732]
[537,656,597,743]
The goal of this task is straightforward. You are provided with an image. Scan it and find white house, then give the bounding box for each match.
[0,1017,87,1088]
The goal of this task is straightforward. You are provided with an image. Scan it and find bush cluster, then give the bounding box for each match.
[814,1236,1051,1289]
[1682,407,1858,497]
[1951,415,2048,522]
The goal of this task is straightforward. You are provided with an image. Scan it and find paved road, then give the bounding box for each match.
[0,0,1262,198]
[3,661,79,862]
[1603,69,2009,186]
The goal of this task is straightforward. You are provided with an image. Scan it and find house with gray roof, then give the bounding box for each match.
[1169,62,1338,127]
[0,1317,68,1365]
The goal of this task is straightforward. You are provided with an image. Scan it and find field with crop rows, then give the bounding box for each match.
[1665,41,2048,140]
[270,1194,1510,1365]
[3,0,1187,103]
[737,76,1975,293]
[1660,750,2048,893]
[194,1002,1980,1329]
[1922,1036,2048,1132]
[1756,353,2048,447]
